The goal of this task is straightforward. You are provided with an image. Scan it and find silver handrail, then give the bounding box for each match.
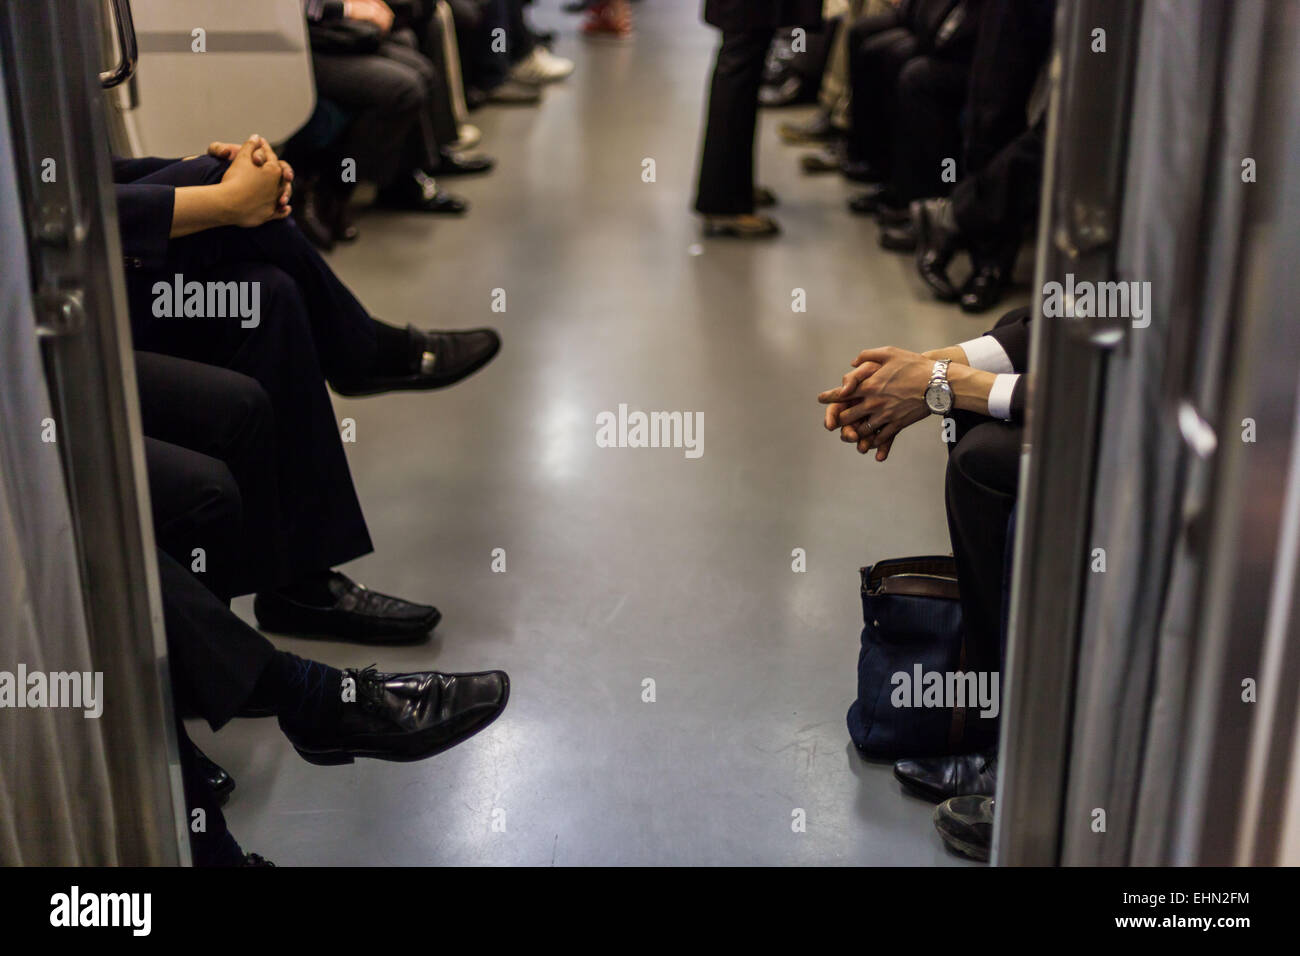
[98,0,137,88]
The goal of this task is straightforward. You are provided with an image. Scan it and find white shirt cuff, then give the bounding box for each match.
[987,374,1020,421]
[958,336,1015,373]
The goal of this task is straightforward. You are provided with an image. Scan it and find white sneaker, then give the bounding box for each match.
[508,47,575,85]
[450,124,481,150]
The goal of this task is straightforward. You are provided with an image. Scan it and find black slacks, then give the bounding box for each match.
[138,352,287,599]
[846,19,919,168]
[127,158,374,578]
[945,413,1021,677]
[952,118,1045,263]
[891,54,969,202]
[695,28,776,217]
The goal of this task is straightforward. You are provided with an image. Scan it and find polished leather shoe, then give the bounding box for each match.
[429,150,496,177]
[878,220,917,252]
[894,749,996,802]
[914,198,962,301]
[847,182,893,216]
[376,171,469,214]
[934,795,994,862]
[194,746,235,805]
[253,572,441,642]
[875,203,911,226]
[331,326,501,396]
[281,666,509,765]
[960,264,1008,313]
[801,143,845,174]
[241,853,275,867]
[753,186,778,208]
[840,159,883,183]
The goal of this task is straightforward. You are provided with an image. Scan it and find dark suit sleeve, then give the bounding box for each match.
[985,305,1032,373]
[115,182,174,271]
[1009,376,1027,424]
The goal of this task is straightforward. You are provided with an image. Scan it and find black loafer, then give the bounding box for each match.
[894,749,997,803]
[934,795,994,862]
[331,326,501,396]
[879,220,917,252]
[281,666,509,765]
[915,199,962,301]
[194,746,235,805]
[960,264,1008,313]
[253,572,441,643]
[376,171,470,214]
[429,151,496,177]
[847,182,893,216]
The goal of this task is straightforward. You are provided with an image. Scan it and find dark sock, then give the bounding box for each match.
[275,569,338,607]
[371,319,415,374]
[245,651,344,731]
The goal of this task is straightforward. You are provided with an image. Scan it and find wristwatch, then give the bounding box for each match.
[924,359,953,414]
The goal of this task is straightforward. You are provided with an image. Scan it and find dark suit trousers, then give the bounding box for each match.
[946,413,1022,676]
[952,119,1045,263]
[891,54,969,202]
[846,20,919,169]
[138,352,289,598]
[694,29,776,216]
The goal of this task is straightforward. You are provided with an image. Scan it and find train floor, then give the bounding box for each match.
[195,0,1026,865]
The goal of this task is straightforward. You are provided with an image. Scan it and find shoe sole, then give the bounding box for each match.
[293,674,510,766]
[254,603,442,643]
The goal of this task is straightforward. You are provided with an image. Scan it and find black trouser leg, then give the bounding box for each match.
[695,29,775,217]
[944,417,1022,677]
[892,54,970,202]
[952,119,1046,265]
[131,263,374,578]
[137,352,288,597]
[846,22,917,168]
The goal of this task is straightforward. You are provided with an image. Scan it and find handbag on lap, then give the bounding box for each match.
[846,555,997,759]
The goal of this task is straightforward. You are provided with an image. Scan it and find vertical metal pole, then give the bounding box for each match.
[0,0,187,864]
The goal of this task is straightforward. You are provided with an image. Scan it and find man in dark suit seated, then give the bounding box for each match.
[116,137,499,641]
[819,306,1031,860]
[138,350,508,864]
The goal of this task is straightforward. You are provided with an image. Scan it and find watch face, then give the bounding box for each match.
[926,382,953,413]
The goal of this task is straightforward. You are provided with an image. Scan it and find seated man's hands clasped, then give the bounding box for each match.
[217,135,294,227]
[819,347,935,462]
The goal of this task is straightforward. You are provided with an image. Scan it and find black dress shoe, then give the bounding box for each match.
[758,75,804,107]
[840,159,884,184]
[934,795,994,862]
[331,326,502,396]
[753,186,778,208]
[241,853,275,867]
[875,203,911,226]
[376,171,469,214]
[281,666,509,765]
[879,220,917,252]
[253,572,441,642]
[914,198,962,301]
[800,147,844,174]
[847,182,893,216]
[294,177,336,252]
[429,150,496,177]
[193,746,235,805]
[960,264,1008,313]
[894,749,997,802]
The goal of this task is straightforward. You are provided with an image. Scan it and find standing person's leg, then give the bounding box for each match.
[695,29,777,233]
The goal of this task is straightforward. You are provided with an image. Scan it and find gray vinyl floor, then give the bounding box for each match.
[197,0,1026,866]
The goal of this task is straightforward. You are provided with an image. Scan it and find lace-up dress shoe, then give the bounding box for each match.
[960,264,1008,313]
[914,198,962,301]
[281,667,509,765]
[254,572,441,642]
[376,171,469,214]
[894,749,997,802]
[934,795,994,862]
[331,326,501,397]
[847,182,893,216]
[194,746,235,805]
